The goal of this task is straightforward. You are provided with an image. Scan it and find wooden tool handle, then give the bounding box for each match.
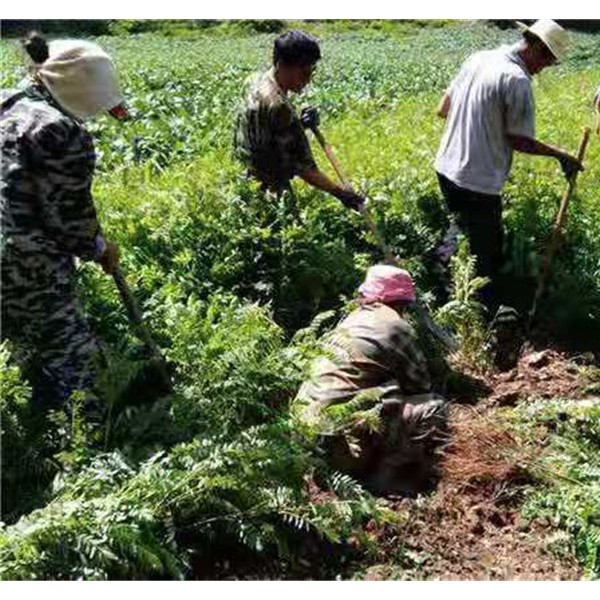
[311,126,353,189]
[554,128,590,231]
[113,266,171,390]
[528,127,591,324]
[113,267,144,326]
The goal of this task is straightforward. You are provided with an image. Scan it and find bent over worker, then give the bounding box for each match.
[234,30,364,211]
[435,20,583,318]
[293,266,448,495]
[1,33,128,414]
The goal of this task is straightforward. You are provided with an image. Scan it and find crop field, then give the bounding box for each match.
[1,21,599,580]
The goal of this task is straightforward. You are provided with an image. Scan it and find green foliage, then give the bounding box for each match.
[164,292,316,436]
[0,344,57,523]
[0,422,394,580]
[0,22,599,579]
[0,343,32,460]
[437,237,492,371]
[517,401,600,579]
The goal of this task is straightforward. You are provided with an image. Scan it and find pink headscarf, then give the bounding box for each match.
[358,265,416,305]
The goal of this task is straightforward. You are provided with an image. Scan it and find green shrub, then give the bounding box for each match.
[517,401,600,579]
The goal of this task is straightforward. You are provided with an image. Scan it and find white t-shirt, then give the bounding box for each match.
[435,44,536,196]
[595,85,600,107]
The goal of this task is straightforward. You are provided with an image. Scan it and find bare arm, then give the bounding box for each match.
[300,166,345,196]
[299,166,364,210]
[437,93,451,119]
[506,134,583,178]
[506,134,567,158]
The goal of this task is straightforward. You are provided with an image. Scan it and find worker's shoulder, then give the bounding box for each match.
[460,48,495,71]
[1,89,81,142]
[387,311,418,340]
[489,48,530,81]
[468,47,522,73]
[351,303,417,338]
[248,69,289,111]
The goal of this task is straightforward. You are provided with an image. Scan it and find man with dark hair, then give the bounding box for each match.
[273,29,321,67]
[234,30,364,210]
[434,19,584,368]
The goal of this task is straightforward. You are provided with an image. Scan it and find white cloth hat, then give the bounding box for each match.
[36,40,125,121]
[517,19,570,62]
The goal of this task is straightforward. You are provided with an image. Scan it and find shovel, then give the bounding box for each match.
[528,127,591,327]
[112,266,172,392]
[309,124,458,352]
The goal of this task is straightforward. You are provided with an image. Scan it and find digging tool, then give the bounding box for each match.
[528,127,591,327]
[112,266,172,391]
[308,124,459,352]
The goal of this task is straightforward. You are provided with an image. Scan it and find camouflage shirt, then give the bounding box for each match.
[298,303,432,410]
[233,67,316,191]
[1,83,103,261]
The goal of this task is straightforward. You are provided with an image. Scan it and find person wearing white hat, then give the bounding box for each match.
[434,19,583,319]
[1,32,129,417]
[293,265,447,495]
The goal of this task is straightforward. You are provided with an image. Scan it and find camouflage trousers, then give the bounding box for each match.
[300,385,449,496]
[1,249,103,414]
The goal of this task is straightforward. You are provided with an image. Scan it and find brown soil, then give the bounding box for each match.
[193,350,598,580]
[362,490,580,580]
[487,349,594,407]
[358,349,599,581]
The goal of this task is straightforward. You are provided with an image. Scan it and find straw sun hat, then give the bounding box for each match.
[516,19,570,62]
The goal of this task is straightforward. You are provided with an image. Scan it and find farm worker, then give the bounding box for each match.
[435,19,583,318]
[1,33,128,417]
[293,265,448,495]
[234,30,365,211]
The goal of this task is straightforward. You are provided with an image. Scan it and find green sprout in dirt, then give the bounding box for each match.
[437,237,493,373]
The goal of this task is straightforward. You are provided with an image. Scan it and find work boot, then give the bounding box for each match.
[490,305,523,372]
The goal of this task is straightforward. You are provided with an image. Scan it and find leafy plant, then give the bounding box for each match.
[516,401,600,579]
[437,237,493,372]
[0,22,598,579]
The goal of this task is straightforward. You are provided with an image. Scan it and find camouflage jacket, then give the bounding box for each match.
[1,83,103,261]
[233,67,316,191]
[297,303,432,411]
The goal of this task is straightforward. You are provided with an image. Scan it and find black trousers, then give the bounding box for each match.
[437,173,503,315]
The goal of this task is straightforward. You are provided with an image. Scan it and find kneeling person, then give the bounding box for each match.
[293,266,448,495]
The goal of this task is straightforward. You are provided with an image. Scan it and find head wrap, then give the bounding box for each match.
[358,265,416,305]
[35,40,125,120]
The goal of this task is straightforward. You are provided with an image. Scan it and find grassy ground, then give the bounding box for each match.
[1,22,599,579]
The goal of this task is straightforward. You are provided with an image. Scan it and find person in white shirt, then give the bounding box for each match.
[434,20,583,318]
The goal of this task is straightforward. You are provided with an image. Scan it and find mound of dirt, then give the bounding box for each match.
[489,349,595,407]
[363,486,580,580]
[352,348,599,580]
[360,406,580,580]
